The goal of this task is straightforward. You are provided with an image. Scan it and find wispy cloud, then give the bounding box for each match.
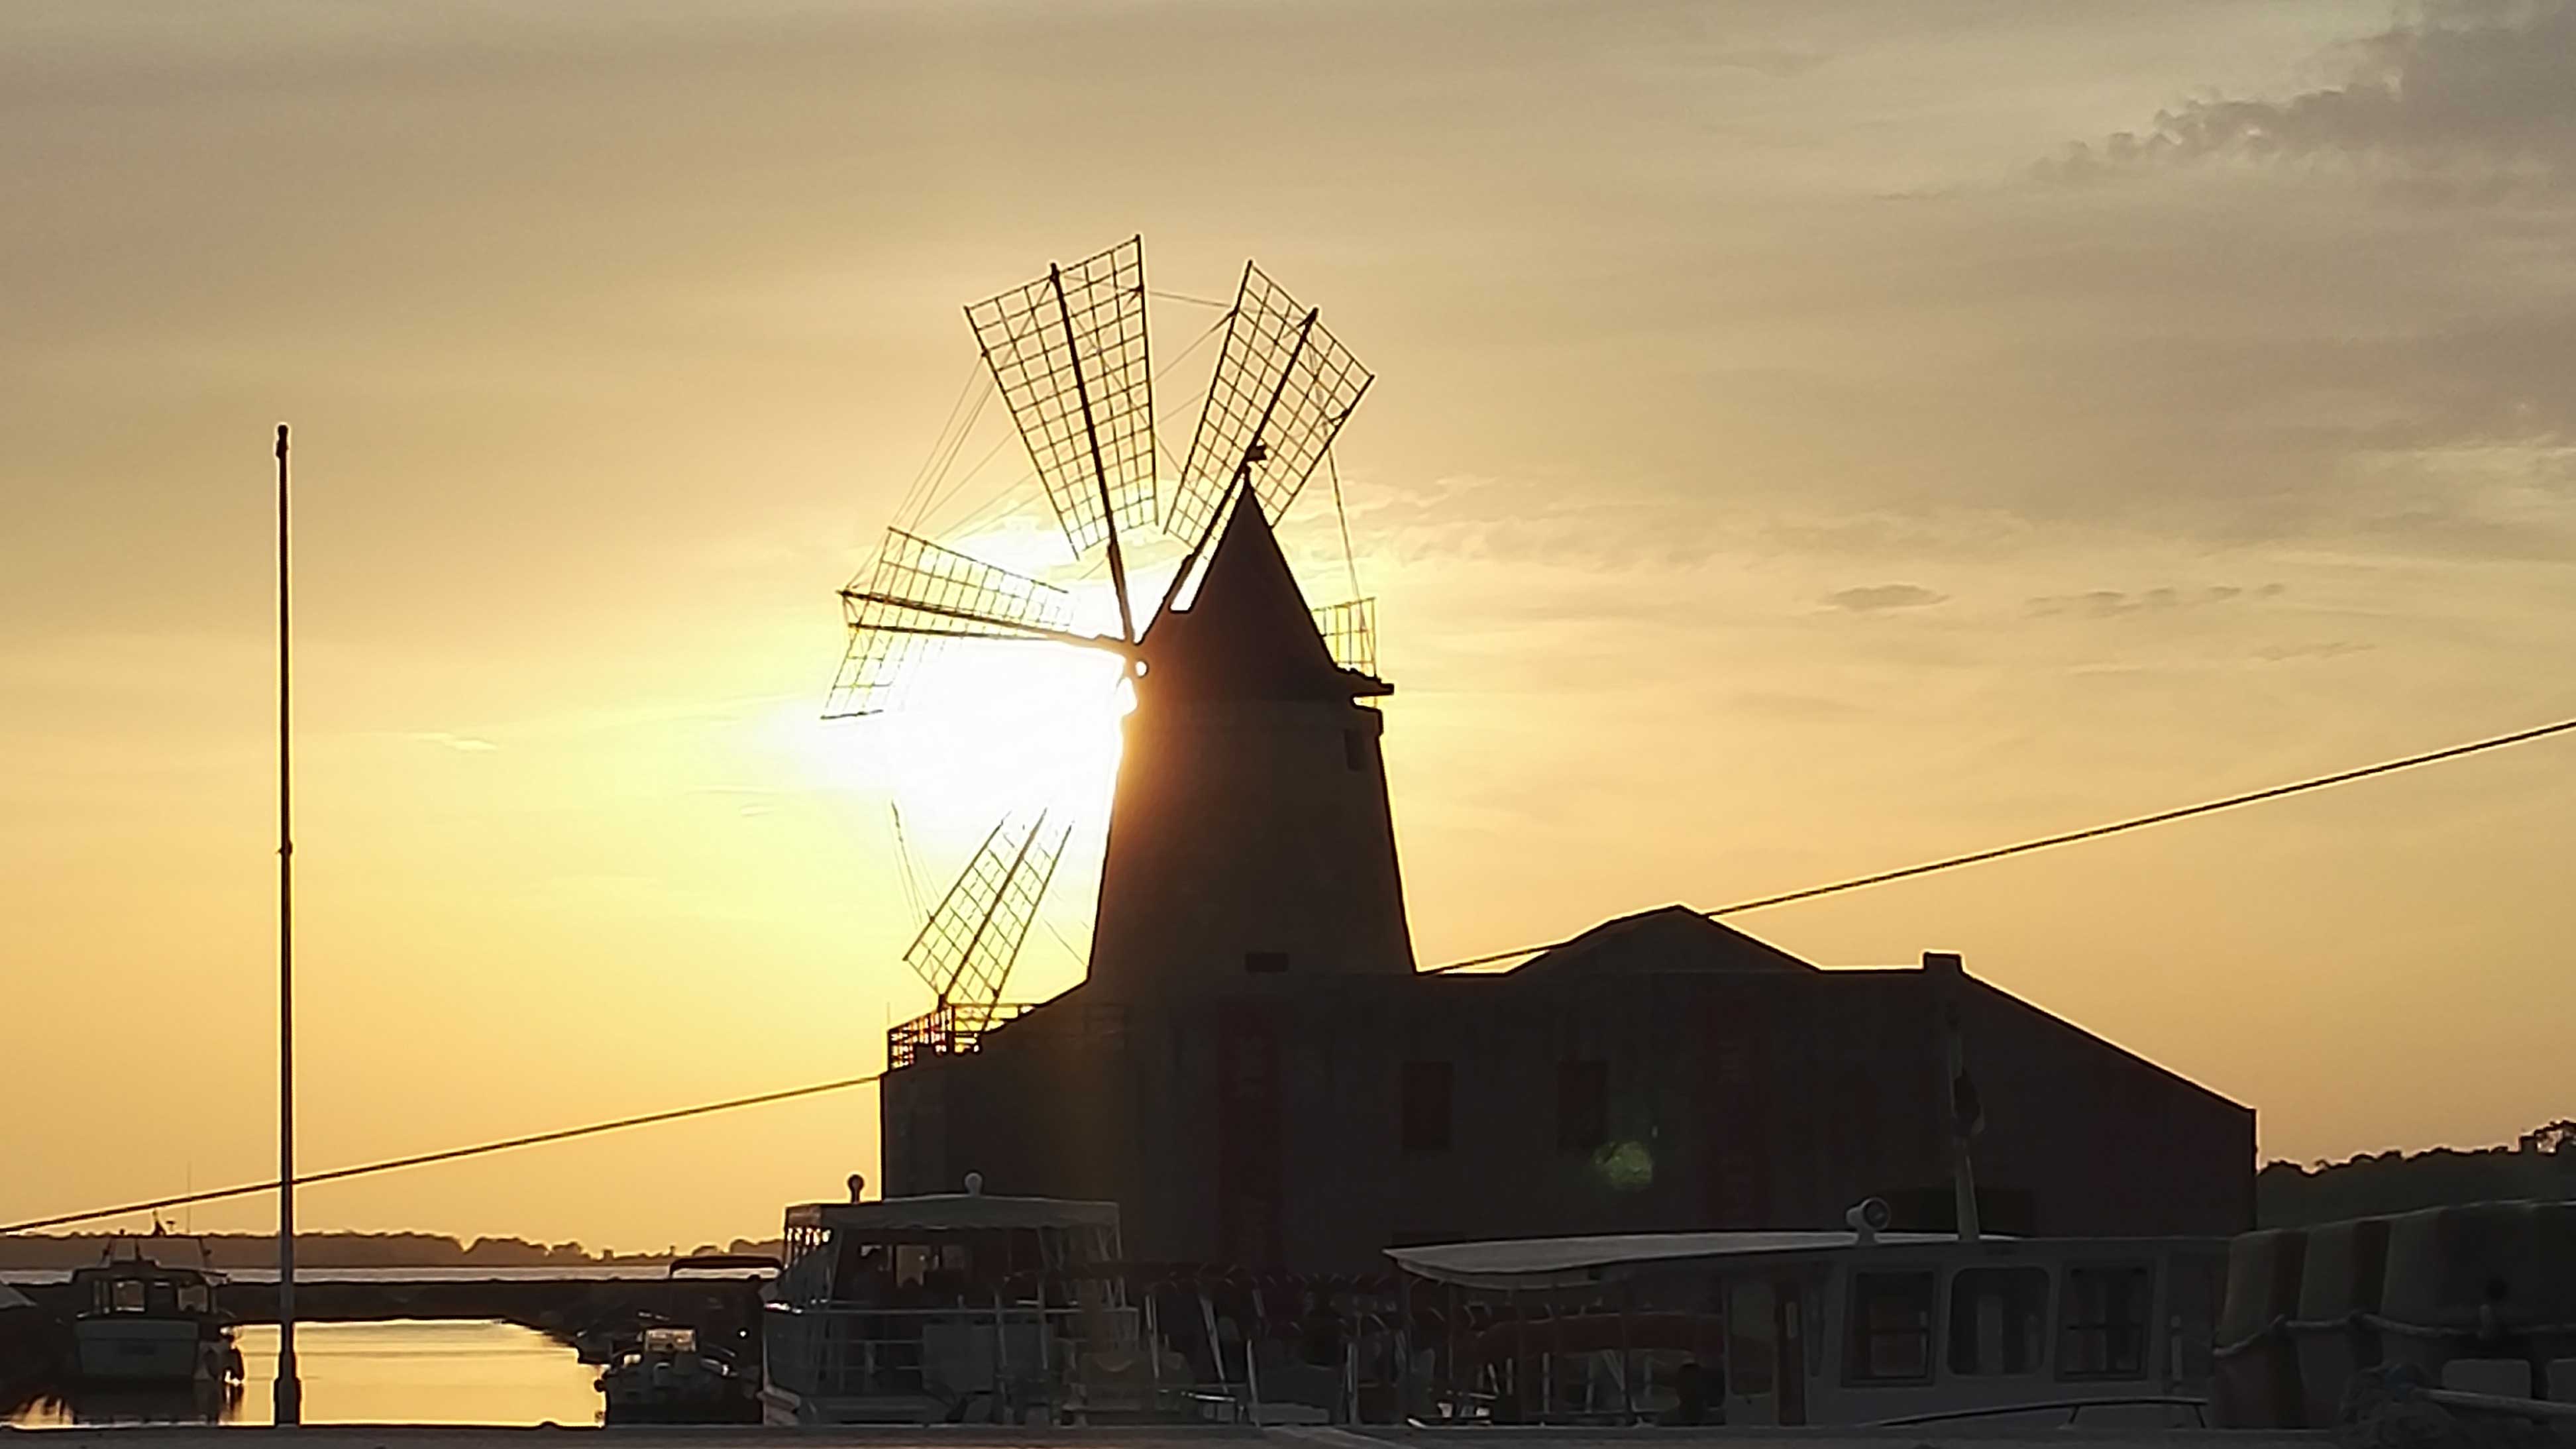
[402,731,499,753]
[2026,584,2283,618]
[1821,582,1946,612]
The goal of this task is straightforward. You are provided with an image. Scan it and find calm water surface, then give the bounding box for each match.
[8,1320,602,1428]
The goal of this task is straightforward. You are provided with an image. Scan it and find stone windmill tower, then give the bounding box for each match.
[1087,487,1413,995]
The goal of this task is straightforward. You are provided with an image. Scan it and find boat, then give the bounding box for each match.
[759,1174,1144,1425]
[1386,1199,2228,1429]
[597,1324,761,1424]
[66,1236,243,1387]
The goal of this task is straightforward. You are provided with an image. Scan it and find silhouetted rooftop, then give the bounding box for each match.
[1509,904,1819,976]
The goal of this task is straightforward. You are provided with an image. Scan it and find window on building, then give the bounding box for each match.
[1401,1061,1452,1153]
[1556,1060,1607,1153]
[1343,729,1367,772]
[1244,951,1288,975]
[1948,1266,2049,1375]
[1846,1271,1936,1383]
[2059,1264,2152,1379]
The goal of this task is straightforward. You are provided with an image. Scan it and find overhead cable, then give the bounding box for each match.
[0,1071,886,1235]
[19,717,2567,1233]
[1422,713,2576,974]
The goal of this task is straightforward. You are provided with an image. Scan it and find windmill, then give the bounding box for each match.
[827,237,1379,1044]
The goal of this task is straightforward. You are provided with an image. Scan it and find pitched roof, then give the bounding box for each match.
[1511,904,1819,976]
[1142,493,1375,701]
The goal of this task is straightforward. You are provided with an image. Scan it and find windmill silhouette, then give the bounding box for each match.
[827,237,1382,1044]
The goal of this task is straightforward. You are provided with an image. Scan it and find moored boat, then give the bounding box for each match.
[67,1236,242,1387]
[598,1324,760,1424]
[759,1174,1140,1425]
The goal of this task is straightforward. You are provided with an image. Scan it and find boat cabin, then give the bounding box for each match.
[761,1178,1137,1425]
[1389,1222,2228,1428]
[70,1241,225,1323]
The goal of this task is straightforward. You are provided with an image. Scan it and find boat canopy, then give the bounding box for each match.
[1388,1230,1979,1290]
[786,1191,1121,1234]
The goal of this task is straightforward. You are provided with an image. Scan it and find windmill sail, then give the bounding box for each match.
[826,528,1076,718]
[965,236,1157,561]
[1163,262,1372,545]
[1312,597,1378,678]
[904,810,1073,1026]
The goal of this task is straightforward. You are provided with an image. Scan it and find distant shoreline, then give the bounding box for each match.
[0,1231,782,1273]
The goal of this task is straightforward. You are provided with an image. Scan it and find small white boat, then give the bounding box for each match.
[598,1324,759,1424]
[68,1237,242,1387]
[1388,1201,2229,1430]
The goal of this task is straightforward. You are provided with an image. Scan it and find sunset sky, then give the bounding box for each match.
[7,0,2574,1251]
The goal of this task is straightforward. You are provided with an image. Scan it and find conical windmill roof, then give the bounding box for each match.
[1144,493,1372,701]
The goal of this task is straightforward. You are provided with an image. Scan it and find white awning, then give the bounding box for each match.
[0,1284,34,1312]
[1386,1230,1966,1289]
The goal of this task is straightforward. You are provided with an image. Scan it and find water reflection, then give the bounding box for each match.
[9,1320,600,1428]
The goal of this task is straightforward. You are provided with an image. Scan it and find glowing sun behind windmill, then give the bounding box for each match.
[824,237,1379,1028]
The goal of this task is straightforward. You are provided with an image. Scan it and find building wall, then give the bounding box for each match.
[881,965,2255,1274]
[1089,696,1414,996]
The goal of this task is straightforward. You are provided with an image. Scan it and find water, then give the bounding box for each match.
[7,1320,602,1428]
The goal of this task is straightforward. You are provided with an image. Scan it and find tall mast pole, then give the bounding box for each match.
[1046,263,1138,647]
[274,423,302,1425]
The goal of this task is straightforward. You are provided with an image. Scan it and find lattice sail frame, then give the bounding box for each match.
[1313,596,1381,710]
[825,529,1075,719]
[903,809,1073,1026]
[1313,598,1377,677]
[966,237,1156,560]
[1165,262,1373,545]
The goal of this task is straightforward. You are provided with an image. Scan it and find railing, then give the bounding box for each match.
[885,1001,1132,1069]
[764,1302,1138,1419]
[885,1002,1036,1069]
[1868,1395,2211,1428]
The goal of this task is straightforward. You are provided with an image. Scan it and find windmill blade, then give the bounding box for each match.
[1163,262,1373,547]
[902,809,1074,1024]
[1312,597,1378,677]
[825,528,1077,719]
[965,236,1156,564]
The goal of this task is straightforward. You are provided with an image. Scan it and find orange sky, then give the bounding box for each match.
[7,1,2575,1252]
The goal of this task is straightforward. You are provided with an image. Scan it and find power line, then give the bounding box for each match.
[1,1071,885,1235]
[21,716,2569,1234]
[1424,713,2576,974]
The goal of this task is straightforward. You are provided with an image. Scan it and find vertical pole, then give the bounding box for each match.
[274,423,302,1425]
[1923,951,1982,1241]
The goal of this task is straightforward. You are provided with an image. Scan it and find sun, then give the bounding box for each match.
[786,548,1133,859]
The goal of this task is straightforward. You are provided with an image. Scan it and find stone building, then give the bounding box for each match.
[879,497,2253,1275]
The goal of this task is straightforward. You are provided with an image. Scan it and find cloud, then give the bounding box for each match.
[2254,641,2375,663]
[2026,584,2281,618]
[403,731,498,753]
[1821,582,1946,612]
[2045,0,2576,191]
